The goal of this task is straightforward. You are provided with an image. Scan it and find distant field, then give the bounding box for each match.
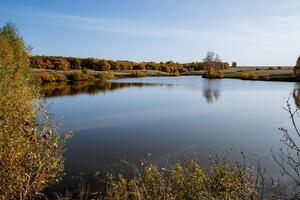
[221,66,295,81]
[182,66,295,81]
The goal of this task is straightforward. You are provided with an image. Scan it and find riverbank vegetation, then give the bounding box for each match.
[0,23,68,199]
[240,72,257,80]
[66,158,270,200]
[34,70,116,83]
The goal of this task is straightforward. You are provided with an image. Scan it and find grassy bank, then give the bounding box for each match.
[34,69,117,83]
[33,66,295,83]
[220,66,295,81]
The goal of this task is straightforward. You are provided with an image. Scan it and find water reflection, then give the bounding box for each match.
[44,77,296,191]
[202,79,221,103]
[293,83,300,109]
[42,79,300,111]
[41,79,223,105]
[40,81,163,98]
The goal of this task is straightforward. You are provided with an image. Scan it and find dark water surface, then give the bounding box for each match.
[44,76,300,183]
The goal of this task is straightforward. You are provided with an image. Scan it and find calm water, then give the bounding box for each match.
[44,77,300,183]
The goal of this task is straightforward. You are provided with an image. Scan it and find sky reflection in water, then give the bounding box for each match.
[44,77,299,180]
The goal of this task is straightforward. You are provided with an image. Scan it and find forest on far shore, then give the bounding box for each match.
[30,55,231,73]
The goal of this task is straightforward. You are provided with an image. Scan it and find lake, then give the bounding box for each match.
[44,76,300,185]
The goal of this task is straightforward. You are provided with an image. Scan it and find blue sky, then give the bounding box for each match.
[1,0,299,65]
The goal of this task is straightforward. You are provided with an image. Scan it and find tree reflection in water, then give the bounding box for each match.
[40,81,163,98]
[202,79,221,104]
[41,79,224,105]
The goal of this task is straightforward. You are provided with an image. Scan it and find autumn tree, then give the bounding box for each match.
[0,23,66,199]
[81,58,98,70]
[203,51,216,62]
[202,51,224,78]
[52,57,70,70]
[294,56,300,80]
[98,60,111,71]
[67,57,81,69]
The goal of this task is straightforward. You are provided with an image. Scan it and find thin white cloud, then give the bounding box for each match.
[26,11,215,39]
[30,11,300,65]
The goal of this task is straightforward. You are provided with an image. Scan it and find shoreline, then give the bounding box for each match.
[32,66,297,83]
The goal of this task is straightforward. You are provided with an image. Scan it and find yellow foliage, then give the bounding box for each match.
[173,70,180,77]
[35,71,67,82]
[0,23,66,199]
[103,159,260,200]
[203,67,224,79]
[240,73,257,80]
[96,72,116,81]
[130,71,145,77]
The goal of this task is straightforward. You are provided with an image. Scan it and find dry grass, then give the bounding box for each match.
[62,158,273,200]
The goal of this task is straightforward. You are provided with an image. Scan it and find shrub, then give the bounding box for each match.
[248,73,257,79]
[35,71,67,82]
[100,159,260,200]
[0,23,66,199]
[82,68,88,74]
[203,67,224,79]
[240,73,249,79]
[173,70,180,77]
[130,71,145,77]
[96,72,116,81]
[52,72,67,81]
[203,71,224,79]
[268,67,274,70]
[240,73,257,80]
[67,72,89,81]
[35,71,56,82]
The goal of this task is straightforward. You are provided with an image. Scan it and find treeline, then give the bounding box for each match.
[30,55,230,73]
